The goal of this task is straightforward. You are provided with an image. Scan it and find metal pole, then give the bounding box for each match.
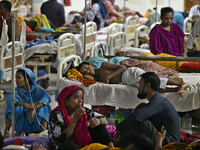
[123,0,125,32]
[83,0,87,61]
[155,0,158,23]
[11,18,15,138]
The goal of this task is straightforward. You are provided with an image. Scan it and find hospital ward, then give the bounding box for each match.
[1,0,200,149]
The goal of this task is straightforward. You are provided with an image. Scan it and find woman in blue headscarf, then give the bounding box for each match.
[4,68,51,138]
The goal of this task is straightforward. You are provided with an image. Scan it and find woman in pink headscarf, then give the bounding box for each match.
[48,85,113,150]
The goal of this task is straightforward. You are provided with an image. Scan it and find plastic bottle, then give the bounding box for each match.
[177,113,181,129]
[108,112,116,126]
[117,112,125,124]
[20,131,26,137]
[26,2,31,16]
[181,112,192,134]
[18,3,27,17]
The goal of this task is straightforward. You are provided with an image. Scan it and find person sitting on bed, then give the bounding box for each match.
[4,68,51,138]
[117,72,180,146]
[48,85,114,150]
[149,7,187,57]
[77,61,190,98]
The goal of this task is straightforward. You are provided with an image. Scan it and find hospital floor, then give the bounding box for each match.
[0,73,200,136]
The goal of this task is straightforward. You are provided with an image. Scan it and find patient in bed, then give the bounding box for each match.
[77,61,190,98]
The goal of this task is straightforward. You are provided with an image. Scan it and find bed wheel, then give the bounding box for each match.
[0,90,4,102]
[41,78,50,89]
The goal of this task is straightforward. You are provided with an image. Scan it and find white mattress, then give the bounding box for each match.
[58,73,200,112]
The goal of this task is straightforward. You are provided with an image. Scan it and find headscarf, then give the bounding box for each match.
[50,85,91,147]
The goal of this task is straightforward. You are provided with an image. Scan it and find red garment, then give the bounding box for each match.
[179,62,200,70]
[49,85,91,147]
[26,27,33,41]
[64,0,71,6]
[180,130,200,144]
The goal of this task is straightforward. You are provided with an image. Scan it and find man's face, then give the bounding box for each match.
[79,64,95,76]
[0,3,5,17]
[137,78,147,99]
[197,0,200,5]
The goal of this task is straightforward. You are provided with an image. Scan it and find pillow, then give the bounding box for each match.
[62,58,75,77]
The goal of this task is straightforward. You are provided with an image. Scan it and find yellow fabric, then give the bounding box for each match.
[162,142,195,150]
[32,14,51,28]
[143,9,153,18]
[67,68,97,87]
[79,143,120,150]
[138,53,186,70]
[17,16,30,28]
[55,27,67,32]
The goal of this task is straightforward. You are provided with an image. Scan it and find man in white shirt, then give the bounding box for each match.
[188,0,200,24]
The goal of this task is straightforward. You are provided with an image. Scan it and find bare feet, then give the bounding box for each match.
[177,81,190,98]
[4,130,10,139]
[33,143,47,150]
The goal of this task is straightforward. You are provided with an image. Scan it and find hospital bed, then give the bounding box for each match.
[57,54,200,112]
[25,33,76,87]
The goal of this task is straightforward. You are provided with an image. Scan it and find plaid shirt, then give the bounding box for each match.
[117,92,180,144]
[41,0,65,28]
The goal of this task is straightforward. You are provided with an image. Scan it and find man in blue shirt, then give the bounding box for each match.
[117,72,180,146]
[173,11,186,31]
[41,0,65,28]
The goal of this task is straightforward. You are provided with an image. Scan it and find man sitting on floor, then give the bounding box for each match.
[77,61,190,97]
[117,72,180,146]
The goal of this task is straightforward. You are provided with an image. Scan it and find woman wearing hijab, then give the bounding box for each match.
[48,85,113,150]
[4,68,51,138]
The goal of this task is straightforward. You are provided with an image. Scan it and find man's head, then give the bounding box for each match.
[137,72,160,99]
[0,0,11,16]
[77,62,95,76]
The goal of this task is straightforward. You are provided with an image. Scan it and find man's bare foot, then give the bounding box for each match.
[4,130,10,138]
[177,82,190,98]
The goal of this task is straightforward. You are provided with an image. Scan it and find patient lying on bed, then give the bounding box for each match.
[77,62,190,98]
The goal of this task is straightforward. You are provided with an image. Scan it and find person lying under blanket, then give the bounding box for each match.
[76,61,190,98]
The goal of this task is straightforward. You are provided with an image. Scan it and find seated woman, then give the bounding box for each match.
[4,68,51,138]
[149,7,187,57]
[48,85,113,150]
[69,0,107,30]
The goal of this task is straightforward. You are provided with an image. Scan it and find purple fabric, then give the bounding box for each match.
[4,137,49,149]
[149,23,185,57]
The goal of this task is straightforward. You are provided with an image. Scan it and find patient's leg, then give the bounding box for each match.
[41,118,47,131]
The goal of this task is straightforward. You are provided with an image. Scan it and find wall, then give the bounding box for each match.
[32,0,184,21]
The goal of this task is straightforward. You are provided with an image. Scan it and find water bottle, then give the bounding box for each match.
[117,112,125,124]
[177,112,181,129]
[108,112,116,126]
[181,112,192,134]
[26,2,31,16]
[20,131,26,137]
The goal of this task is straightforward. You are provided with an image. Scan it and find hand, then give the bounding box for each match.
[88,118,101,128]
[102,75,110,84]
[115,130,121,143]
[33,143,47,150]
[4,130,10,139]
[29,109,36,122]
[155,130,166,143]
[26,103,33,109]
[73,107,86,123]
[34,102,43,110]
[69,11,78,15]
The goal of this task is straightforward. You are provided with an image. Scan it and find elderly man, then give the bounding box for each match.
[0,0,20,42]
[188,0,200,24]
[41,0,65,28]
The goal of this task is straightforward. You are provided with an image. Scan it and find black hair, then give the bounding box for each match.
[140,72,160,91]
[134,102,147,111]
[0,0,12,12]
[160,7,174,19]
[17,69,32,86]
[76,62,91,72]
[119,133,155,150]
[0,131,3,149]
[65,88,83,101]
[92,0,100,4]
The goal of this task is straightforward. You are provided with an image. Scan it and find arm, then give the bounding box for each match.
[101,62,126,83]
[69,11,85,16]
[59,6,66,26]
[155,130,166,150]
[117,99,162,131]
[149,28,163,55]
[83,74,95,80]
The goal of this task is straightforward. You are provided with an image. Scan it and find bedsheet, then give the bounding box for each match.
[25,41,58,60]
[58,73,200,112]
